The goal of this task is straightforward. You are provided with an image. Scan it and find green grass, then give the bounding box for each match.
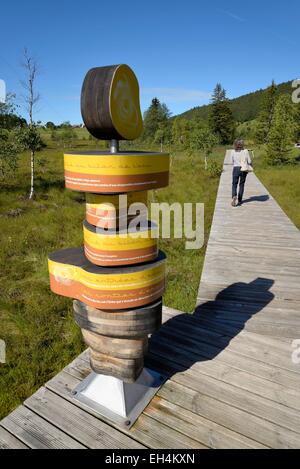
[0,140,221,418]
[251,146,300,229]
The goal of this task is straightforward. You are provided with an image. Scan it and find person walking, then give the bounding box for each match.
[231,139,252,207]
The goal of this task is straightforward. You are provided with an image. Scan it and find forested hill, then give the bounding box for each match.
[177,80,294,123]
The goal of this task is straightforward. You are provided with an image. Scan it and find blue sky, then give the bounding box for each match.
[0,0,299,124]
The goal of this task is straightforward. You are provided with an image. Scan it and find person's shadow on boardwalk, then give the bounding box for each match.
[146,277,274,378]
[242,195,269,204]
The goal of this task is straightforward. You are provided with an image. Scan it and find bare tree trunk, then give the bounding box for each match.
[21,48,40,199]
[204,155,208,170]
[29,150,35,199]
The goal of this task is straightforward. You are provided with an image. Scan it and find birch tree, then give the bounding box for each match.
[20,48,43,199]
[190,124,218,170]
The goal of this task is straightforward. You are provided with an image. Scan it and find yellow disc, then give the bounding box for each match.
[109,64,143,140]
[64,151,170,193]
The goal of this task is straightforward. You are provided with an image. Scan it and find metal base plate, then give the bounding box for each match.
[72,368,166,429]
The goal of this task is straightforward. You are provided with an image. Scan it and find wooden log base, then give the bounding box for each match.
[90,350,144,383]
[73,299,162,338]
[81,64,143,141]
[64,151,170,193]
[82,329,148,360]
[48,247,166,310]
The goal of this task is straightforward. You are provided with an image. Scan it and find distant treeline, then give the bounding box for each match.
[178,80,295,123]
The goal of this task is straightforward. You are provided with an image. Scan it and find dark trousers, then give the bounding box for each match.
[232,166,247,201]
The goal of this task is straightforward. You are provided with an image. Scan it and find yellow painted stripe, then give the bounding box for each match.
[48,260,165,291]
[83,225,157,251]
[64,153,169,175]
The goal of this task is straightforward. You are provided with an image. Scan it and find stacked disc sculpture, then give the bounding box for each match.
[48,64,169,383]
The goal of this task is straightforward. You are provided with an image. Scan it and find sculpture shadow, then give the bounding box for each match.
[242,195,270,204]
[146,277,274,379]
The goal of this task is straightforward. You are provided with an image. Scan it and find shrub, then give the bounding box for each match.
[207,160,223,178]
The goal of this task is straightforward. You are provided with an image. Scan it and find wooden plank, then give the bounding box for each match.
[144,396,267,449]
[150,332,300,411]
[196,316,300,339]
[45,369,205,449]
[157,317,300,374]
[198,305,300,328]
[196,300,300,323]
[0,426,28,449]
[162,312,296,353]
[147,340,300,412]
[198,281,300,304]
[133,414,205,449]
[201,274,300,290]
[0,406,86,449]
[158,380,300,449]
[24,387,145,449]
[154,333,300,390]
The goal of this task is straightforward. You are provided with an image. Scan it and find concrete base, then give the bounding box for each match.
[72,368,165,429]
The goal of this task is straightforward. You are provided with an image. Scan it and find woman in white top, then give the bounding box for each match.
[231,139,252,207]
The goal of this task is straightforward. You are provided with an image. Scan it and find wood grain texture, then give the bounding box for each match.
[73,299,162,338]
[90,350,144,383]
[0,426,28,449]
[74,299,162,382]
[82,329,148,359]
[24,387,145,449]
[0,406,85,449]
[81,64,143,140]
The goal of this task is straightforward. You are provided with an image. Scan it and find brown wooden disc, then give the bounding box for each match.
[90,350,143,383]
[81,64,143,140]
[73,299,162,338]
[81,329,148,360]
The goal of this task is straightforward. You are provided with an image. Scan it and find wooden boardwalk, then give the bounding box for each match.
[1,152,300,449]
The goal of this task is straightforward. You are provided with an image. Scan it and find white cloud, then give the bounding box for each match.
[217,8,245,22]
[217,8,296,45]
[141,87,211,104]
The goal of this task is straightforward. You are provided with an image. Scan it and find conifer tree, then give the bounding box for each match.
[255,80,278,144]
[295,104,300,141]
[143,98,170,141]
[266,94,296,165]
[209,84,235,144]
